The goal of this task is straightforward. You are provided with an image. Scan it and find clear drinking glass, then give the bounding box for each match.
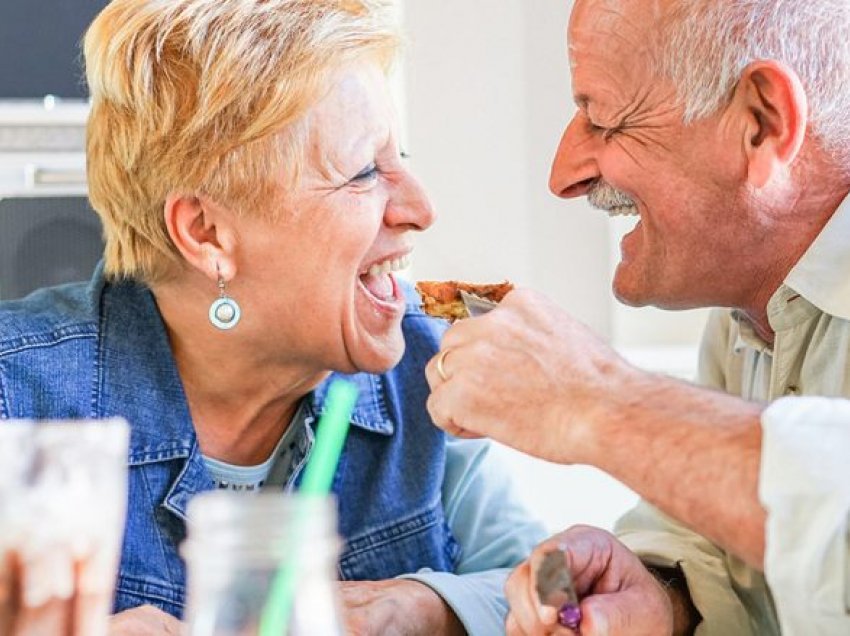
[183,491,345,636]
[0,419,129,636]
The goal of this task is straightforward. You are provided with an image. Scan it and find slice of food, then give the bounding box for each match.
[415,281,514,322]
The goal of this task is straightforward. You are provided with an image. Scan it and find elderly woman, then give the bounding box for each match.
[0,0,544,634]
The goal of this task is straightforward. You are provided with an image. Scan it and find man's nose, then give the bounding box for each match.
[549,114,600,199]
[384,171,437,232]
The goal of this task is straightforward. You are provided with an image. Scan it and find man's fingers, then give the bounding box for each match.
[425,388,482,438]
[424,350,448,389]
[504,563,535,634]
[505,561,557,636]
[579,588,673,636]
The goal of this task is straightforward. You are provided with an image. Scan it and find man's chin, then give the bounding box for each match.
[613,277,703,311]
[612,273,651,308]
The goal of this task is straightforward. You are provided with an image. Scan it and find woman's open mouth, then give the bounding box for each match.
[358,253,411,310]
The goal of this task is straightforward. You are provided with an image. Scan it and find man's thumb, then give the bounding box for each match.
[579,591,671,636]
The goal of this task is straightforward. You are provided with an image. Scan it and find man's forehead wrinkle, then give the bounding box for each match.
[610,119,676,174]
[622,92,681,129]
[573,66,634,117]
[613,76,676,125]
[616,108,677,157]
[569,11,658,79]
[611,83,653,125]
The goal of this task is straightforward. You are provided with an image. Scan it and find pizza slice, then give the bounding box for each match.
[415,280,514,322]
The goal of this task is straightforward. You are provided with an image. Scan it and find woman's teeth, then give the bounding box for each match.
[359,254,411,303]
[366,254,411,277]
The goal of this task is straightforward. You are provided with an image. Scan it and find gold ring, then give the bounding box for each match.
[436,349,451,382]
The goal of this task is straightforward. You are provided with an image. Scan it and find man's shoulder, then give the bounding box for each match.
[0,282,99,359]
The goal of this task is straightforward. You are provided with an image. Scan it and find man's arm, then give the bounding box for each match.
[426,289,767,568]
[592,369,766,569]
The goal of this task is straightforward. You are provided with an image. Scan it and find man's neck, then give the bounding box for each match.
[736,307,775,346]
[732,181,850,346]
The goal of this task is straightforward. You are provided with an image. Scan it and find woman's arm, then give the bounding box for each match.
[400,437,548,636]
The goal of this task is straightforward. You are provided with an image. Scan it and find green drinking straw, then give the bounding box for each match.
[258,379,358,636]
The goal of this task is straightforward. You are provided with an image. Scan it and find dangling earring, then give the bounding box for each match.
[208,264,241,330]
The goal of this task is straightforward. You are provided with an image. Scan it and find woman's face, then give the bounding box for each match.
[227,62,436,375]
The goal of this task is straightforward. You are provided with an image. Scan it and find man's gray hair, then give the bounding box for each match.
[659,0,850,169]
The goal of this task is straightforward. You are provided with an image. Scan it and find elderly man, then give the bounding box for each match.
[426,0,850,634]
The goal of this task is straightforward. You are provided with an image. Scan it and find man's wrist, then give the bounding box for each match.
[573,360,650,466]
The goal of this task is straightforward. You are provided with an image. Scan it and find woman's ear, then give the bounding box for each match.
[163,193,239,282]
[734,60,808,189]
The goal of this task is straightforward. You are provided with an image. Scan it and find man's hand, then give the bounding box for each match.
[505,526,674,636]
[425,289,768,569]
[108,605,182,635]
[425,288,632,465]
[341,579,465,636]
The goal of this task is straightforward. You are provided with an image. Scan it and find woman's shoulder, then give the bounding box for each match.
[0,282,100,356]
[0,282,102,419]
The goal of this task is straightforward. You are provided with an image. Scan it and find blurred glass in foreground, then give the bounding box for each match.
[0,419,129,635]
[183,492,344,636]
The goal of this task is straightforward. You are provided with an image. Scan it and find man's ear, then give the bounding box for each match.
[163,193,239,283]
[734,60,807,189]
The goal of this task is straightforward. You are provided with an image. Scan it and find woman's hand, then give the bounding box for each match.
[341,579,465,636]
[505,526,674,636]
[108,605,182,635]
[1,550,117,636]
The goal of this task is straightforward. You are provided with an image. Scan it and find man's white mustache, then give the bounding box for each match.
[587,180,636,211]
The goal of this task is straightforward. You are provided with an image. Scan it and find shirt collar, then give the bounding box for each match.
[310,373,394,435]
[784,192,850,321]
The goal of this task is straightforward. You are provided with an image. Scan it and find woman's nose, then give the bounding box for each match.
[384,172,437,232]
[549,114,601,199]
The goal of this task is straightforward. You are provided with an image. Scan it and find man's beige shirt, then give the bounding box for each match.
[616,194,850,635]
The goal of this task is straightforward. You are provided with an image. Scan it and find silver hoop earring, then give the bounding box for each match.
[209,267,241,330]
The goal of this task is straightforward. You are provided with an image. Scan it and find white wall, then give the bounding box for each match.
[402,0,611,336]
[401,1,709,533]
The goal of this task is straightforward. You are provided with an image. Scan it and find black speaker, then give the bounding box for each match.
[0,197,104,300]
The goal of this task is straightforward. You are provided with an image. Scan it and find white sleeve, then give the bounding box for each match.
[760,397,850,636]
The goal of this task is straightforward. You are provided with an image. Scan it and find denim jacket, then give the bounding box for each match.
[0,266,459,617]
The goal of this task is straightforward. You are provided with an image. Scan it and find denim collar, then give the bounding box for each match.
[89,265,396,519]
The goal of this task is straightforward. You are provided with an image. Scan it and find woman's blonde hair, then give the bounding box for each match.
[84,0,401,282]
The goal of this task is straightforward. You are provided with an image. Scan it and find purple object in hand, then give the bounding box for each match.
[558,602,582,630]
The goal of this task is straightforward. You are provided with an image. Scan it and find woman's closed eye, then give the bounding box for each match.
[351,162,379,184]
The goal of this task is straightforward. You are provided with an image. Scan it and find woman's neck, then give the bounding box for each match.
[153,283,329,465]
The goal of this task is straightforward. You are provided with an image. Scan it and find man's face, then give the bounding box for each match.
[551,0,755,310]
